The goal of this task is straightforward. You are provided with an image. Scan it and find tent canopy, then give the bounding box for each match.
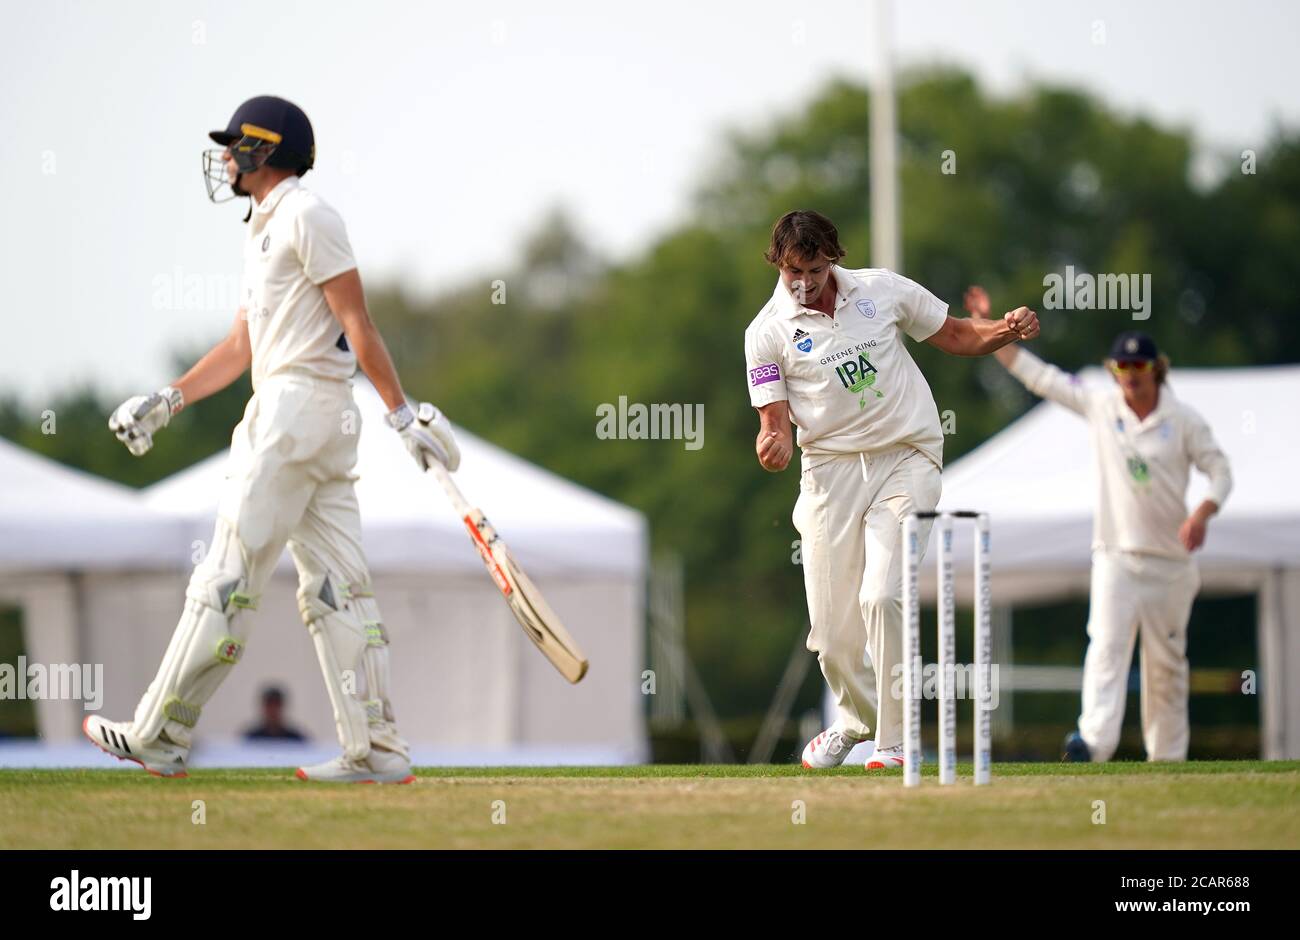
[0,437,187,569]
[937,364,1300,579]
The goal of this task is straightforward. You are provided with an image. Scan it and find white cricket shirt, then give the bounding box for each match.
[744,266,949,470]
[1007,349,1233,559]
[241,176,358,389]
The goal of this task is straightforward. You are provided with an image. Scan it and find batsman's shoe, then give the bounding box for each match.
[1062,731,1092,763]
[296,749,415,784]
[801,724,867,769]
[82,716,189,778]
[865,744,905,771]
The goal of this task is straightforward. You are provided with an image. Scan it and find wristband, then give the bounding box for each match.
[161,386,184,417]
[386,402,414,432]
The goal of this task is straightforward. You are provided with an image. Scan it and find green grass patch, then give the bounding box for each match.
[1,762,1295,850]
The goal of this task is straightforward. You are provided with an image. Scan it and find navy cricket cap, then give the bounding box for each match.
[1109,331,1159,362]
[209,95,315,173]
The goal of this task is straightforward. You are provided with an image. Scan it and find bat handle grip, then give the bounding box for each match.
[425,459,472,517]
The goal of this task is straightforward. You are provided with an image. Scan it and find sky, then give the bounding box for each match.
[2,0,1297,400]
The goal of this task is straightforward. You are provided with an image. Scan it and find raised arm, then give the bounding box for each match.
[961,286,1022,368]
[963,285,1089,416]
[924,303,1038,357]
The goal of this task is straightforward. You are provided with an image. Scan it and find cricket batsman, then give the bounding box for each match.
[966,286,1232,761]
[744,210,1039,771]
[83,95,459,783]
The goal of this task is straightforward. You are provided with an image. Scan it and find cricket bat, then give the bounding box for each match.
[427,461,589,683]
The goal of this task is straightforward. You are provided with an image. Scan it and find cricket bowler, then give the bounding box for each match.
[966,286,1232,761]
[744,210,1039,771]
[84,95,459,783]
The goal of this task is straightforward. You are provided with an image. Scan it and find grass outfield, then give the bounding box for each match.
[1,761,1296,850]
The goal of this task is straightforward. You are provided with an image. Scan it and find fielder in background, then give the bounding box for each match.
[743,210,1040,771]
[965,286,1232,762]
[86,95,460,783]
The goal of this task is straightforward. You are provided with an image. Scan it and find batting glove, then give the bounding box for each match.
[108,386,183,457]
[387,401,461,472]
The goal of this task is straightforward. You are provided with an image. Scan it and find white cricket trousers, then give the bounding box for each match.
[1077,549,1200,762]
[793,446,942,745]
[132,372,408,760]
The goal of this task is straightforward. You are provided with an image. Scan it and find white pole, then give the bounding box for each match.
[902,513,922,787]
[869,0,901,272]
[974,514,993,785]
[937,514,956,785]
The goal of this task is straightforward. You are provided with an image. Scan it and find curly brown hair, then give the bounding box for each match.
[764,210,847,267]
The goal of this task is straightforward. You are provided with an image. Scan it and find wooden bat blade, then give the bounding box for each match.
[498,549,589,683]
[461,509,589,684]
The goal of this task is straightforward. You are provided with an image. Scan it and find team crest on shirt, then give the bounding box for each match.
[856,299,876,319]
[791,328,813,353]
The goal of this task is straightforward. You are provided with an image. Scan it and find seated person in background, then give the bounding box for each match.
[243,686,309,742]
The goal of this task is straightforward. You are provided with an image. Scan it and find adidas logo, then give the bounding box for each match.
[792,328,809,341]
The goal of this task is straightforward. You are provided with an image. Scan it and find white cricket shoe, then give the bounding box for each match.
[801,724,868,769]
[82,715,189,778]
[865,744,904,770]
[296,749,415,784]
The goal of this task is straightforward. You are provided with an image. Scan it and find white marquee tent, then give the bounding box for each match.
[932,364,1300,759]
[0,382,649,764]
[0,439,190,746]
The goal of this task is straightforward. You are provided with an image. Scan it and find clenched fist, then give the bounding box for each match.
[756,429,792,472]
[1005,306,1040,340]
[965,286,1038,340]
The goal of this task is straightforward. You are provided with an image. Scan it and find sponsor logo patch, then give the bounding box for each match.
[749,362,781,387]
[835,354,886,408]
